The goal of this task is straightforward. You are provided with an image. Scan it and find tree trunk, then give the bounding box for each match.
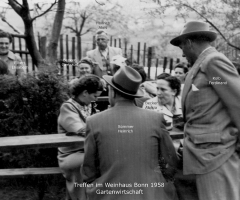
[46,0,66,68]
[23,20,47,71]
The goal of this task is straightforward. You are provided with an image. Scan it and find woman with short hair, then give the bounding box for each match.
[58,75,103,200]
[143,75,182,131]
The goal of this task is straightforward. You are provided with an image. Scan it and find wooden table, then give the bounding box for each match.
[0,131,183,177]
[0,134,84,150]
[0,134,84,177]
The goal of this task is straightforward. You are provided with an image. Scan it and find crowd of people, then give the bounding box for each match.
[57,21,240,200]
[1,21,240,200]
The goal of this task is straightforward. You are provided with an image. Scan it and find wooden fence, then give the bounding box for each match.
[11,34,240,79]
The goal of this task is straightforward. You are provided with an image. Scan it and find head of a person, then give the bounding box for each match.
[70,75,104,105]
[95,29,109,50]
[0,31,12,55]
[174,63,188,83]
[77,57,94,77]
[156,75,181,106]
[131,64,147,83]
[170,21,217,66]
[0,60,9,75]
[103,66,144,107]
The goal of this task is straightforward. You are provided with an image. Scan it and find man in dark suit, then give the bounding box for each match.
[170,21,240,200]
[86,29,122,78]
[82,65,179,200]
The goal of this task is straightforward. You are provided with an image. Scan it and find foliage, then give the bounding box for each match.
[143,0,240,59]
[0,72,69,169]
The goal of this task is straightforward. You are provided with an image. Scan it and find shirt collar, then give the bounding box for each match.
[199,46,213,57]
[7,51,15,60]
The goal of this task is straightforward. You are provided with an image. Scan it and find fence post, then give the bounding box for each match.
[92,36,96,50]
[114,39,117,47]
[169,58,173,74]
[39,36,47,59]
[124,39,127,58]
[119,39,121,49]
[143,43,146,67]
[59,35,64,75]
[72,37,76,77]
[77,35,81,60]
[18,37,22,59]
[163,57,168,72]
[66,35,69,80]
[130,45,133,64]
[12,36,15,51]
[176,58,180,63]
[110,36,113,46]
[155,58,159,79]
[147,47,152,79]
[137,42,140,64]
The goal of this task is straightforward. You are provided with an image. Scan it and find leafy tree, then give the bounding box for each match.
[144,0,240,53]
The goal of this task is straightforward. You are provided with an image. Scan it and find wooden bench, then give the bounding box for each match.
[0,134,84,177]
[0,132,183,177]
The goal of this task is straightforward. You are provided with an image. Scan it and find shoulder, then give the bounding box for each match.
[8,51,22,61]
[109,47,122,52]
[60,99,79,113]
[86,49,96,56]
[201,49,234,71]
[86,108,112,125]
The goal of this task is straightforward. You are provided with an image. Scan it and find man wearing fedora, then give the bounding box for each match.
[86,30,122,78]
[82,65,179,200]
[170,21,240,200]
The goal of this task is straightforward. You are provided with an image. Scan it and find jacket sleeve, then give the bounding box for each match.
[205,54,240,133]
[158,114,179,168]
[58,103,86,133]
[14,54,26,76]
[82,118,100,183]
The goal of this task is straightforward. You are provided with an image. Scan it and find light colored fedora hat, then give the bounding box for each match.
[170,21,217,46]
[103,65,144,98]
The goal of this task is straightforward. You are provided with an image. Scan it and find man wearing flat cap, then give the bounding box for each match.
[82,66,179,200]
[170,21,240,200]
[86,30,122,78]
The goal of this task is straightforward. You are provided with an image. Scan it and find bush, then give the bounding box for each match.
[0,72,69,169]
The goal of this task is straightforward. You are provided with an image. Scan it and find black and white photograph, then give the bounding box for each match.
[0,0,240,199]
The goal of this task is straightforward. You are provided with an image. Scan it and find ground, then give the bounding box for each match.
[0,175,66,200]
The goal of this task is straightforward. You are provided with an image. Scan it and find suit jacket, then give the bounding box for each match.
[182,47,240,175]
[4,51,26,76]
[82,100,179,200]
[86,46,122,77]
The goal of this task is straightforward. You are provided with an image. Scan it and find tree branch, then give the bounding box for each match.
[183,3,240,51]
[8,0,23,15]
[79,11,88,35]
[32,0,57,22]
[1,16,22,34]
[81,28,94,36]
[65,25,77,33]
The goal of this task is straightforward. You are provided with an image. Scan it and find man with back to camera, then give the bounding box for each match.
[82,65,179,200]
[170,21,240,200]
[0,31,26,76]
[86,29,122,78]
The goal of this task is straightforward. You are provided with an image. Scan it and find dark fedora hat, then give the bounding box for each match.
[170,21,217,46]
[103,66,144,98]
